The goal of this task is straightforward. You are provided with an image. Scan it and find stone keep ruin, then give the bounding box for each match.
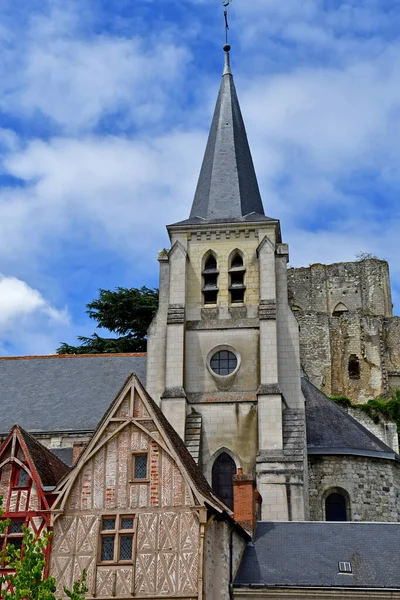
[288,258,400,403]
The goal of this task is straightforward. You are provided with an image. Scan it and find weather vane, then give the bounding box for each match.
[223,0,232,46]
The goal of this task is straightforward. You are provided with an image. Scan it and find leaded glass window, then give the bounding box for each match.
[133,455,148,480]
[99,516,134,563]
[210,351,238,376]
[1,520,25,557]
[101,536,115,561]
[119,536,133,561]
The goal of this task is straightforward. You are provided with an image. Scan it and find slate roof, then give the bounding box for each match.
[0,354,147,435]
[17,426,70,487]
[184,48,267,223]
[235,521,400,589]
[302,377,398,460]
[51,447,74,466]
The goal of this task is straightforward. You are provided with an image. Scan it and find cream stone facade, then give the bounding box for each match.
[146,47,308,522]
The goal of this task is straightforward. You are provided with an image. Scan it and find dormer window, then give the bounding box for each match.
[202,253,219,305]
[12,465,29,489]
[229,251,246,304]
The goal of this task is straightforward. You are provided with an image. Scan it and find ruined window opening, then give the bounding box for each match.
[348,355,360,380]
[229,252,246,304]
[99,515,135,563]
[132,454,148,480]
[212,452,236,510]
[202,253,219,305]
[325,492,348,521]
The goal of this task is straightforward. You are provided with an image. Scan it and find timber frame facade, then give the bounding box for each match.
[0,425,69,587]
[50,375,247,600]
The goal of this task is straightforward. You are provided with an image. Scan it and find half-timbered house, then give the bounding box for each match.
[50,374,248,600]
[0,425,69,581]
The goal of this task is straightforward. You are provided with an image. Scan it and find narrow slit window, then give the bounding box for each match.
[212,453,236,510]
[229,252,246,304]
[203,254,219,305]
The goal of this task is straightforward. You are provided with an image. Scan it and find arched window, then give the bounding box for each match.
[229,251,246,304]
[348,355,360,379]
[325,491,348,521]
[202,253,219,305]
[212,452,236,510]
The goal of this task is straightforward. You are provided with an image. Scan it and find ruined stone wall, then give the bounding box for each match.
[288,259,392,317]
[288,260,400,402]
[347,407,399,453]
[308,455,400,522]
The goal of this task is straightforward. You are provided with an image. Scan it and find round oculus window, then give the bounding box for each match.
[210,350,238,376]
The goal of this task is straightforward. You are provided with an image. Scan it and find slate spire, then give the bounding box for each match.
[189,44,265,222]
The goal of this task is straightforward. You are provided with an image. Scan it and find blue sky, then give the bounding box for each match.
[1,0,400,355]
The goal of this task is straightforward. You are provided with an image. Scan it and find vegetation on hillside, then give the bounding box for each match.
[331,389,400,433]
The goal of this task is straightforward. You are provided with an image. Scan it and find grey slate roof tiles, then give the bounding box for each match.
[0,354,147,435]
[185,50,267,224]
[235,521,400,589]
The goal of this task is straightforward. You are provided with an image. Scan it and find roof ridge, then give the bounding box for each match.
[0,353,147,361]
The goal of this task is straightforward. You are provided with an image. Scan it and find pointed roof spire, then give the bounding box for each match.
[189,44,265,222]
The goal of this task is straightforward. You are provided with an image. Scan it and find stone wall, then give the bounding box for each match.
[308,455,400,522]
[288,259,400,402]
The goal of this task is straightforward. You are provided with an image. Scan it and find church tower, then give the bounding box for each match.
[147,45,308,521]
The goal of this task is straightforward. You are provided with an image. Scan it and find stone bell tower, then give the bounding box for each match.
[147,44,308,521]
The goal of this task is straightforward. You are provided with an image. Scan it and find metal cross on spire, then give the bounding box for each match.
[223,0,232,45]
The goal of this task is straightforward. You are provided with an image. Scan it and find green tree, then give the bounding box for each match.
[58,286,159,354]
[0,497,87,600]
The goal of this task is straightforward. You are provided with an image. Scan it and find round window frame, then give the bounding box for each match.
[206,345,241,380]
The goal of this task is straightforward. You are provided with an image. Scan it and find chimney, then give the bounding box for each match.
[233,468,257,536]
[73,441,86,464]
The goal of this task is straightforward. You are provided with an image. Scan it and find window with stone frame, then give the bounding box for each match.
[132,453,148,480]
[1,519,26,559]
[99,516,135,563]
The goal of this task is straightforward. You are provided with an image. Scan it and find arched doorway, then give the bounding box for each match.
[325,491,348,521]
[212,452,236,510]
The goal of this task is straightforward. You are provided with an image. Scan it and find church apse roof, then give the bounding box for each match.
[302,377,399,460]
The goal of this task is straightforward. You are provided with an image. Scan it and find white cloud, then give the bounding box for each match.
[0,5,191,134]
[0,275,67,331]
